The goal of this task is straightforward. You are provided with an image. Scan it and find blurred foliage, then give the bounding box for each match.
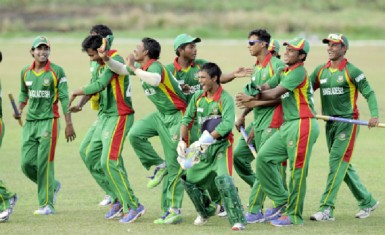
[0,0,385,38]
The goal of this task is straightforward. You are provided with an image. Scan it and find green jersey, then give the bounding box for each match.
[268,62,316,122]
[19,60,69,121]
[166,58,207,103]
[244,53,285,131]
[310,58,378,118]
[83,50,134,116]
[140,59,187,114]
[182,86,235,140]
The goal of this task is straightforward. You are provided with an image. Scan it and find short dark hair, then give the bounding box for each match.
[200,62,222,85]
[176,43,188,56]
[142,37,161,60]
[248,29,271,49]
[82,35,103,52]
[90,24,113,37]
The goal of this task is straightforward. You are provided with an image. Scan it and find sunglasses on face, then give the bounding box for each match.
[248,39,263,46]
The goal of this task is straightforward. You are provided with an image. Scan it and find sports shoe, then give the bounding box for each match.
[0,209,11,222]
[147,165,167,189]
[105,201,123,219]
[194,214,208,226]
[231,223,246,231]
[10,194,18,210]
[163,209,182,224]
[245,210,265,223]
[355,201,380,219]
[99,195,112,206]
[34,205,54,215]
[310,207,335,221]
[264,204,286,221]
[218,205,227,217]
[271,215,293,227]
[119,204,146,223]
[153,211,170,224]
[53,181,61,205]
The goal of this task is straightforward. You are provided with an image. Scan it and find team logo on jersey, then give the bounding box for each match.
[338,132,346,141]
[194,72,199,80]
[211,104,219,115]
[43,77,50,86]
[287,140,294,148]
[337,75,344,83]
[26,81,33,86]
[251,76,256,81]
[262,72,267,81]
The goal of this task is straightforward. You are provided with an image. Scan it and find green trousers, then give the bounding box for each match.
[128,111,184,210]
[21,119,60,209]
[317,121,377,213]
[256,118,319,225]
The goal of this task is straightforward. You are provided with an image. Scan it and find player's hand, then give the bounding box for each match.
[235,116,245,132]
[368,117,379,129]
[65,123,76,142]
[233,67,253,78]
[68,105,82,113]
[177,140,187,157]
[126,54,135,70]
[97,46,109,61]
[181,84,191,94]
[246,128,255,144]
[235,92,255,109]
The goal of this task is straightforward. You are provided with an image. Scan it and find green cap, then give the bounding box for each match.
[322,33,349,49]
[173,33,201,51]
[283,37,310,54]
[268,39,280,53]
[32,36,50,49]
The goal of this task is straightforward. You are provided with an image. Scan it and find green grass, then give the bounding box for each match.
[0,38,385,234]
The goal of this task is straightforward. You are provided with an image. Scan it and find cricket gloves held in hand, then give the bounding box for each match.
[197,130,215,153]
[177,140,187,157]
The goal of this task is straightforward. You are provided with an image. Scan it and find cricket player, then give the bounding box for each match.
[237,38,319,226]
[0,51,18,222]
[69,34,145,223]
[309,33,379,221]
[69,25,117,207]
[98,37,186,224]
[178,62,246,231]
[15,36,76,215]
[232,30,287,224]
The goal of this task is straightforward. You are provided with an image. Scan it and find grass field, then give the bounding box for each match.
[1,37,385,234]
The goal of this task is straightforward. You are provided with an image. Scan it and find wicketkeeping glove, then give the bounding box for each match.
[177,146,201,169]
[177,140,187,157]
[197,130,215,153]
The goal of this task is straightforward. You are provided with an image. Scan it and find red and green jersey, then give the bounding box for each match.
[140,59,187,114]
[267,62,315,122]
[182,86,235,139]
[310,59,378,118]
[19,60,69,121]
[83,50,134,116]
[245,54,285,131]
[166,58,207,103]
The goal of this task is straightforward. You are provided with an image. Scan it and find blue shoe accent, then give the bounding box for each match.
[53,182,61,205]
[245,210,265,223]
[264,204,286,221]
[270,216,293,227]
[10,194,18,210]
[105,202,123,219]
[34,205,54,215]
[119,204,146,223]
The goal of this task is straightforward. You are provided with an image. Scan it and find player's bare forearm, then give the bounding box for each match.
[180,124,188,143]
[64,112,76,142]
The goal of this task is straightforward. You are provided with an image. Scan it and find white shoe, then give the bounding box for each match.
[231,223,245,231]
[194,214,208,225]
[355,201,380,219]
[34,205,54,215]
[217,205,227,217]
[99,195,112,206]
[0,209,11,222]
[310,207,335,221]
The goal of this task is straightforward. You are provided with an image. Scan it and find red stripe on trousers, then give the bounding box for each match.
[109,116,127,161]
[343,124,358,162]
[295,118,310,169]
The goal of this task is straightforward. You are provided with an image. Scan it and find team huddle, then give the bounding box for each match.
[0,25,380,230]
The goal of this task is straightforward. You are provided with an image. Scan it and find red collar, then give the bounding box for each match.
[141,59,157,71]
[202,85,223,102]
[324,58,348,71]
[255,53,272,67]
[29,60,51,72]
[173,57,195,71]
[284,62,304,72]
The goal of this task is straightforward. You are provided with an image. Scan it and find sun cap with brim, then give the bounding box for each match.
[32,36,50,49]
[173,33,201,51]
[283,37,310,54]
[322,33,349,49]
[268,39,280,53]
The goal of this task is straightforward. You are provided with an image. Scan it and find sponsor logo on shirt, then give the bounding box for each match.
[26,81,33,86]
[355,73,365,83]
[197,107,204,113]
[144,88,157,96]
[60,77,68,83]
[251,76,256,81]
[321,87,344,95]
[320,78,327,84]
[281,92,289,99]
[29,90,50,98]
